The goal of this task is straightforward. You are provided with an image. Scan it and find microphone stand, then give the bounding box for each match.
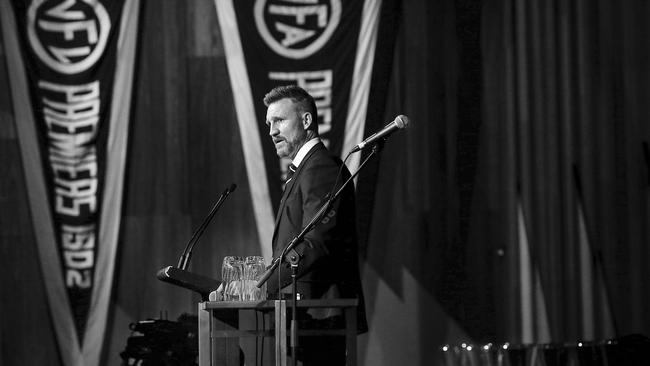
[257,143,383,366]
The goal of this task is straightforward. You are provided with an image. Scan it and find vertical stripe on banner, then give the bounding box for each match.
[214,0,386,256]
[1,0,140,364]
[214,0,275,261]
[86,0,140,364]
[1,0,78,360]
[343,0,382,174]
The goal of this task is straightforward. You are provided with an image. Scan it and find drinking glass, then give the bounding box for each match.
[221,256,244,301]
[242,256,266,301]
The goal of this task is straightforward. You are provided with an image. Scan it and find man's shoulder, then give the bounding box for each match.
[303,144,344,171]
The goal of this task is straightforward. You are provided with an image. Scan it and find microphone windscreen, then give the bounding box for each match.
[395,115,410,129]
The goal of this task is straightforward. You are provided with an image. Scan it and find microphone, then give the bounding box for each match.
[351,115,410,152]
[157,183,236,300]
[177,183,237,270]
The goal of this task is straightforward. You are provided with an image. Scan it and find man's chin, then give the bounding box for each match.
[275,148,289,159]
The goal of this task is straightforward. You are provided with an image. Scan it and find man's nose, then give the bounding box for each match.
[269,123,279,136]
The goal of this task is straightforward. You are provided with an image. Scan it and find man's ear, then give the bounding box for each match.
[302,112,312,130]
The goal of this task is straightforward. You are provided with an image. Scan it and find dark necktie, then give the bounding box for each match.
[286,163,297,183]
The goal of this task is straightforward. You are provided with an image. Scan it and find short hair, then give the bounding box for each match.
[263,85,318,131]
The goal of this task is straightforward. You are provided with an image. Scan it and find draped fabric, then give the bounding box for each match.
[362,1,650,363]
[480,0,650,342]
[1,1,650,366]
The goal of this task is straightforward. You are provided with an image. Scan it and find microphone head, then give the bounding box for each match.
[395,115,410,129]
[228,183,237,193]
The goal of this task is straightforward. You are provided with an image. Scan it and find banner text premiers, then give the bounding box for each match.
[40,80,99,289]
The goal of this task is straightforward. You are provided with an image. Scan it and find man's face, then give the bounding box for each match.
[266,98,309,159]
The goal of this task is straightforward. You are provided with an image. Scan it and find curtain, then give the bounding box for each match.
[364,0,650,356]
[2,0,650,365]
[481,0,650,342]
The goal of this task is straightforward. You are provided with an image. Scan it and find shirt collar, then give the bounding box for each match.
[292,137,320,168]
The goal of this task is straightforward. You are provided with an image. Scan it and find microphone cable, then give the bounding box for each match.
[327,148,376,202]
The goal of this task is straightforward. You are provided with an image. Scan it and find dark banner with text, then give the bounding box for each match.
[1,0,140,364]
[238,0,362,155]
[215,0,397,258]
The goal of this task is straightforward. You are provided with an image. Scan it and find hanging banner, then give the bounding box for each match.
[215,0,394,257]
[1,0,140,364]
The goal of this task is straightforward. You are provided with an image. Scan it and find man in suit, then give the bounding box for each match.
[264,85,367,365]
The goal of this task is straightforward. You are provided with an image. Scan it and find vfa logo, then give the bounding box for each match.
[27,0,111,74]
[255,0,341,59]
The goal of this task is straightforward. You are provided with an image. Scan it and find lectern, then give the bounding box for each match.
[198,299,359,366]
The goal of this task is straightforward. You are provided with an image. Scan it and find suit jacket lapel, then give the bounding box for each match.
[271,142,325,251]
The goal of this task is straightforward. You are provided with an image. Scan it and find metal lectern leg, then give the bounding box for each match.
[198,302,211,366]
[275,300,287,366]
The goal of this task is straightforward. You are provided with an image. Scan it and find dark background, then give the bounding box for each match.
[1,0,649,365]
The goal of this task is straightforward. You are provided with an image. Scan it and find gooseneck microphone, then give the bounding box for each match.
[178,183,237,270]
[157,183,236,300]
[351,115,410,152]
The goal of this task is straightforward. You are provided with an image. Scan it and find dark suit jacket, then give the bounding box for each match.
[267,142,367,333]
